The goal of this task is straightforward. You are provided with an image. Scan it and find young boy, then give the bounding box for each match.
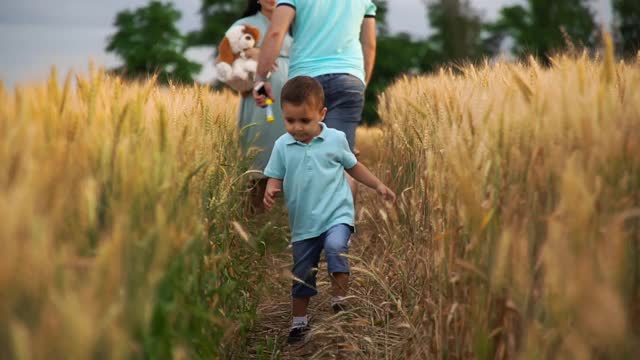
[262,76,396,344]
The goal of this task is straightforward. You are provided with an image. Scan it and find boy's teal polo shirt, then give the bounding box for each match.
[264,123,358,242]
[276,0,377,84]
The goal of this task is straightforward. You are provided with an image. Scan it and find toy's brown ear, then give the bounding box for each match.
[244,25,261,43]
[216,37,235,64]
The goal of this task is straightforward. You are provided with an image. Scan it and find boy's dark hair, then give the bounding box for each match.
[280,76,325,110]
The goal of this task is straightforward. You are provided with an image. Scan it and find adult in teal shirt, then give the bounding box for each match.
[226,0,292,210]
[252,0,377,153]
[252,0,377,198]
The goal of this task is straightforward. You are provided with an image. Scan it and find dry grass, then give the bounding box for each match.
[366,37,640,358]
[247,38,640,359]
[0,65,263,358]
[2,37,639,359]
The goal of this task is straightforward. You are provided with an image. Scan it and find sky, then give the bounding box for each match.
[0,0,613,88]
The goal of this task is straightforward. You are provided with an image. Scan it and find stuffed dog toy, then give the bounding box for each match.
[216,24,261,91]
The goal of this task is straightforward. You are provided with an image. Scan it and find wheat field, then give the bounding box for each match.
[363,39,640,358]
[0,66,268,358]
[1,38,639,359]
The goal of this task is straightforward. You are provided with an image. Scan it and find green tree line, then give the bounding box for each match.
[107,0,640,123]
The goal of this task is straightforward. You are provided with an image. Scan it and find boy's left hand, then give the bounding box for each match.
[376,184,396,203]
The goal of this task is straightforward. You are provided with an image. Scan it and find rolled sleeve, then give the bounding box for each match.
[276,0,296,9]
[339,133,358,169]
[365,0,376,17]
[264,141,286,179]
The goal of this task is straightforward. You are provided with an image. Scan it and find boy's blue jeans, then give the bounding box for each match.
[291,223,353,298]
[315,74,365,152]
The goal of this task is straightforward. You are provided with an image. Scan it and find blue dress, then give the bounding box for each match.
[231,12,292,172]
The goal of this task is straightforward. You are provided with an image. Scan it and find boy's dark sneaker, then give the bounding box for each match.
[287,325,310,344]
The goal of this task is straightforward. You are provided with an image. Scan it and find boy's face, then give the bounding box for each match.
[282,102,327,144]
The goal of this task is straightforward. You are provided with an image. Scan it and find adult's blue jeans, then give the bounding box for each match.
[314,74,365,152]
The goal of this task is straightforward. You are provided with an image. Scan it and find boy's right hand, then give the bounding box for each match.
[263,187,281,210]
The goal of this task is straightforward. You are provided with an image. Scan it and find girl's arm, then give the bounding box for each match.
[254,5,295,105]
[346,163,396,202]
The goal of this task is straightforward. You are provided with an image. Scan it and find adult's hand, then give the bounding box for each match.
[253,81,274,108]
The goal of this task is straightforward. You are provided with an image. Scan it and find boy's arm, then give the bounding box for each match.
[263,178,283,210]
[346,163,396,202]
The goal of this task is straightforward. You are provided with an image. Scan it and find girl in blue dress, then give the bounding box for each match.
[227,0,292,211]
